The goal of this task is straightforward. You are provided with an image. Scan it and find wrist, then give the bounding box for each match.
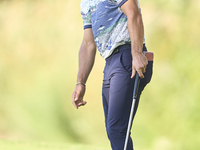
[131,44,143,55]
[132,51,143,58]
[132,49,143,54]
[76,82,86,87]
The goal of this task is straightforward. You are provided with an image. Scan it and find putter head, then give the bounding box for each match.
[144,52,154,61]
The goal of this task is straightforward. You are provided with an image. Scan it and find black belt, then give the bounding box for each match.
[113,44,146,55]
[107,44,146,59]
[112,48,120,54]
[112,44,132,55]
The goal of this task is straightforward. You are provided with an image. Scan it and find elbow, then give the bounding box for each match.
[81,40,96,54]
[86,41,96,52]
[126,9,142,21]
[82,39,96,49]
[89,41,97,54]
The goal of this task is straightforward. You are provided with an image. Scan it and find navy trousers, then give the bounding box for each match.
[102,44,153,150]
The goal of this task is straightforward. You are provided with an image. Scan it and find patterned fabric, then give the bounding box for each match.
[80,0,145,59]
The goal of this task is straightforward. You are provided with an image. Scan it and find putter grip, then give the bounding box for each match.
[133,73,140,99]
[144,52,154,61]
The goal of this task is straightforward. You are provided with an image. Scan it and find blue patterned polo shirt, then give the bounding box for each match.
[80,0,145,59]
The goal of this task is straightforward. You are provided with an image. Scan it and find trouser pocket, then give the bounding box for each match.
[119,51,132,73]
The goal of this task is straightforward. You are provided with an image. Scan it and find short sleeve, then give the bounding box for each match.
[117,0,128,7]
[109,0,128,7]
[80,0,92,29]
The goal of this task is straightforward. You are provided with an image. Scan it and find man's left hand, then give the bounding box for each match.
[131,52,148,78]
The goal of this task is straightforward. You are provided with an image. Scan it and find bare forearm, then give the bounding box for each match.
[77,41,96,83]
[127,11,144,55]
[72,28,96,109]
[121,0,147,78]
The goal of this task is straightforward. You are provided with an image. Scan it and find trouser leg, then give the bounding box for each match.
[102,45,153,150]
[107,72,135,150]
[102,83,110,140]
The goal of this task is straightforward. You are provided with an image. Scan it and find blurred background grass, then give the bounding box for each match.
[0,0,200,149]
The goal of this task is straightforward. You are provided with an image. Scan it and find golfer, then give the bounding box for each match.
[72,0,153,149]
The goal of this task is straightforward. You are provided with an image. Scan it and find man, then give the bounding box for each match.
[72,0,153,149]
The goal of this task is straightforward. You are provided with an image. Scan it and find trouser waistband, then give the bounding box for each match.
[111,44,146,56]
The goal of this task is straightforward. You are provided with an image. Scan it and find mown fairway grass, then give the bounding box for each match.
[0,139,110,150]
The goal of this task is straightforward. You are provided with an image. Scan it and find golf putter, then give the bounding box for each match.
[123,52,154,150]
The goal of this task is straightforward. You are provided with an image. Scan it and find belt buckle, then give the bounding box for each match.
[113,48,119,54]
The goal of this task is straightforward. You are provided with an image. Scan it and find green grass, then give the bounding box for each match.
[0,139,110,150]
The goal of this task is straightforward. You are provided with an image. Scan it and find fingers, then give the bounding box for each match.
[77,101,87,107]
[131,68,136,78]
[72,84,86,109]
[131,66,146,79]
[137,69,144,78]
[131,52,148,79]
[75,99,87,109]
[131,53,148,78]
[72,93,78,109]
[72,89,86,109]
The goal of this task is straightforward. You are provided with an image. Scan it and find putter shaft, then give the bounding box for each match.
[124,73,140,150]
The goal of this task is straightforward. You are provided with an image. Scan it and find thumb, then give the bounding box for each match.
[74,93,79,101]
[131,68,136,78]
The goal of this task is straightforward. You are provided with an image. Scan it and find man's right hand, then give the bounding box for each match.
[72,84,87,109]
[72,28,96,109]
